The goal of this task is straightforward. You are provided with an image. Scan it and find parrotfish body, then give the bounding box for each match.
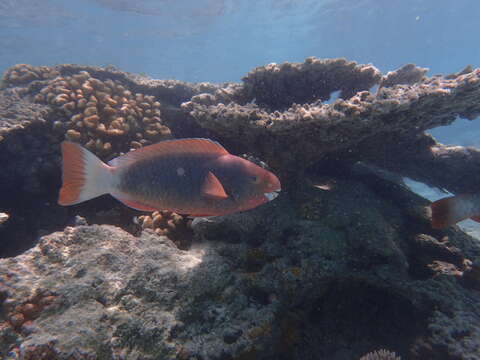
[430,193,480,229]
[58,138,281,216]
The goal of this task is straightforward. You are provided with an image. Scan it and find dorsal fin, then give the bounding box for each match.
[109,138,229,167]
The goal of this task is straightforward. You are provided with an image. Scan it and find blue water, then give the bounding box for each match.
[2,1,479,81]
[1,1,480,148]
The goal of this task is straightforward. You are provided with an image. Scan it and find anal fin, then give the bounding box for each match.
[112,194,158,212]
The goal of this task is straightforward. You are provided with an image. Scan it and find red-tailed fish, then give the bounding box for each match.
[430,194,480,229]
[58,138,281,216]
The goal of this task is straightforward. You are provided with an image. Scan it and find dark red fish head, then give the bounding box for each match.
[209,154,281,213]
[243,158,281,194]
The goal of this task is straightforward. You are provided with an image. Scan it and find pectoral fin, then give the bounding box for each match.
[201,171,229,200]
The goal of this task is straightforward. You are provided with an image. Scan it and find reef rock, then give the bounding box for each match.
[1,175,480,359]
[0,88,59,197]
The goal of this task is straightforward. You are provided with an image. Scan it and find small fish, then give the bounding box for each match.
[430,194,480,229]
[58,138,281,217]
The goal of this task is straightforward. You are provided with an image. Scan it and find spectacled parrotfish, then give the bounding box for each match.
[58,138,281,217]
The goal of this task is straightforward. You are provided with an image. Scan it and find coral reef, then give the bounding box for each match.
[1,179,480,359]
[183,58,480,192]
[1,58,480,359]
[0,64,220,256]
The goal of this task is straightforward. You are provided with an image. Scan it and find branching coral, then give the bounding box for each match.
[32,71,170,159]
[2,64,60,86]
[136,210,192,248]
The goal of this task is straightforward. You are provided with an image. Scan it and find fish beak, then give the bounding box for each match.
[264,190,280,201]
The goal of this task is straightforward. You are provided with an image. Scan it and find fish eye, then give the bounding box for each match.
[251,175,261,184]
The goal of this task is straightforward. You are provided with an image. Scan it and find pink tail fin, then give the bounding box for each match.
[430,195,475,229]
[58,141,113,205]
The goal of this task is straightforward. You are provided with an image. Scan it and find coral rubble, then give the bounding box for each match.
[1,58,480,359]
